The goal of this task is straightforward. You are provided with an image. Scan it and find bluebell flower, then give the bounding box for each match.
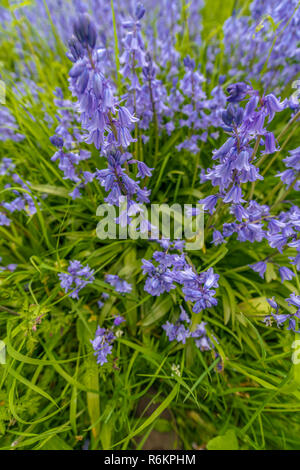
[265,293,300,333]
[262,94,286,122]
[226,82,253,103]
[221,104,243,128]
[6,264,17,272]
[73,13,97,49]
[50,135,64,148]
[223,3,300,90]
[142,258,176,296]
[277,147,300,189]
[278,266,295,283]
[267,297,278,312]
[162,292,218,348]
[249,261,267,279]
[135,161,153,178]
[0,107,24,142]
[105,274,132,294]
[179,306,190,323]
[83,171,96,184]
[179,267,219,314]
[91,327,115,366]
[113,315,125,326]
[58,260,95,299]
[198,195,219,214]
[67,35,84,62]
[0,158,15,175]
[91,313,126,366]
[223,185,245,204]
[212,230,225,246]
[69,187,82,199]
[264,132,277,154]
[162,321,190,344]
[286,293,300,310]
[135,2,146,20]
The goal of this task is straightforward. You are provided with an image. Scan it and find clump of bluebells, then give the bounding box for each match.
[49,87,92,199]
[58,260,95,299]
[163,306,217,351]
[91,315,125,365]
[277,147,300,191]
[197,83,299,299]
[62,11,154,226]
[0,158,37,226]
[3,0,300,453]
[51,4,299,358]
[223,0,300,91]
[200,83,286,211]
[264,295,300,333]
[142,240,219,315]
[1,0,300,379]
[0,107,24,142]
[105,274,132,294]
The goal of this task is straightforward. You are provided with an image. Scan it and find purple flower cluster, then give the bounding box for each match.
[68,13,138,152]
[4,0,299,371]
[277,147,300,190]
[49,87,93,199]
[62,12,155,221]
[163,306,216,351]
[58,260,95,299]
[200,85,286,209]
[179,267,220,314]
[175,67,227,154]
[105,274,132,294]
[91,315,125,365]
[0,160,37,226]
[223,0,300,92]
[142,242,219,314]
[91,326,115,366]
[264,294,300,333]
[0,107,24,142]
[0,256,17,272]
[95,150,151,206]
[97,292,110,309]
[120,3,146,90]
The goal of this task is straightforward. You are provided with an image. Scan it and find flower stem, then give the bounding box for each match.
[111,0,121,93]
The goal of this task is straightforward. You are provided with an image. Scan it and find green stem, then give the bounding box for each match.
[111,0,121,92]
[262,180,283,205]
[247,135,262,199]
[277,110,300,142]
[272,172,300,206]
[148,78,159,166]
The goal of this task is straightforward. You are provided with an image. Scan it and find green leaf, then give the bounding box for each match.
[37,435,73,450]
[265,263,277,283]
[207,429,239,450]
[140,296,173,327]
[115,385,179,447]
